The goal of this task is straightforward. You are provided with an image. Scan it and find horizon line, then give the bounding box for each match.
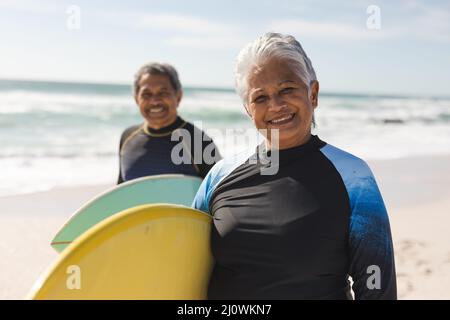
[1,77,449,100]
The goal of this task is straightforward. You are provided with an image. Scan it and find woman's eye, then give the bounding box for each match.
[253,95,267,104]
[280,87,294,94]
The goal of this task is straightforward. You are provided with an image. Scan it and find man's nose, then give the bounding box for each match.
[148,94,162,104]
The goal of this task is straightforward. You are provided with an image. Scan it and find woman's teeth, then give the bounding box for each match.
[269,113,295,124]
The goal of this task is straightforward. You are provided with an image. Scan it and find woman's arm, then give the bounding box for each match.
[348,175,397,299]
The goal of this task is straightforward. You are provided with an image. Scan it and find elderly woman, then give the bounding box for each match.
[192,33,396,300]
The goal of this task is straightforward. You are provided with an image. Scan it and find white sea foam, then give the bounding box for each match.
[0,81,449,196]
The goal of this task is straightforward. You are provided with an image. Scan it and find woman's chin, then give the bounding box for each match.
[269,131,311,149]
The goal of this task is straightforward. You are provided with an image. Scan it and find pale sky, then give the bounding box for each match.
[0,0,449,96]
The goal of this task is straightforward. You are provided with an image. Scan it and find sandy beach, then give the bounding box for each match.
[1,155,449,300]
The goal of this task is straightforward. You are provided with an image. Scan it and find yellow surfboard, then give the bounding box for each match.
[28,204,213,300]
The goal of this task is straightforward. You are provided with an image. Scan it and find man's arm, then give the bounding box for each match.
[117,132,125,184]
[117,125,142,185]
[197,132,222,179]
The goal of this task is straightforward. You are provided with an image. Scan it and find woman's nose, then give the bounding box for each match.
[268,94,287,112]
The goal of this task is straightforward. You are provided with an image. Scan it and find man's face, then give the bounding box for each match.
[246,57,319,150]
[135,73,182,130]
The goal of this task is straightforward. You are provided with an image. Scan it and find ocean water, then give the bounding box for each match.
[1,79,449,196]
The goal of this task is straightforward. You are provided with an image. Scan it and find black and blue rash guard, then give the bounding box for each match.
[118,116,220,183]
[192,135,396,300]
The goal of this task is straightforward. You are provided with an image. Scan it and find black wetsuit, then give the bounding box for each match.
[118,116,221,183]
[192,135,396,300]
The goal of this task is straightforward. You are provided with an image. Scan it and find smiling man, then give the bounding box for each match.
[117,62,221,183]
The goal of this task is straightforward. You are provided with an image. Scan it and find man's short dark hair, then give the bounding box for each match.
[133,62,182,96]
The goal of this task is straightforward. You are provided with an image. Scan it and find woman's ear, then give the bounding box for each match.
[244,104,252,119]
[310,81,319,108]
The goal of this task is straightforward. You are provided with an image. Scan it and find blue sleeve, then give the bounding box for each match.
[192,169,213,214]
[191,151,252,215]
[320,145,397,299]
[347,173,397,300]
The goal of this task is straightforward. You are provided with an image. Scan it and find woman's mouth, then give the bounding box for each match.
[267,113,296,126]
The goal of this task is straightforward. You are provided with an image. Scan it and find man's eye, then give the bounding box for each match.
[141,93,150,99]
[156,91,170,97]
[280,87,294,94]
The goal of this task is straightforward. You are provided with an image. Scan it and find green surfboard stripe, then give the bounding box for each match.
[51,174,202,252]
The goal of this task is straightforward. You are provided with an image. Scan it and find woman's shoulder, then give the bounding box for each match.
[203,148,254,184]
[320,143,385,208]
[319,143,374,181]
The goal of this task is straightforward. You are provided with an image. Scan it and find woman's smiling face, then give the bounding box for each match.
[246,57,319,150]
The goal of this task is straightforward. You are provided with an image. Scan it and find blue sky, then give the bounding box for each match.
[0,0,449,96]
